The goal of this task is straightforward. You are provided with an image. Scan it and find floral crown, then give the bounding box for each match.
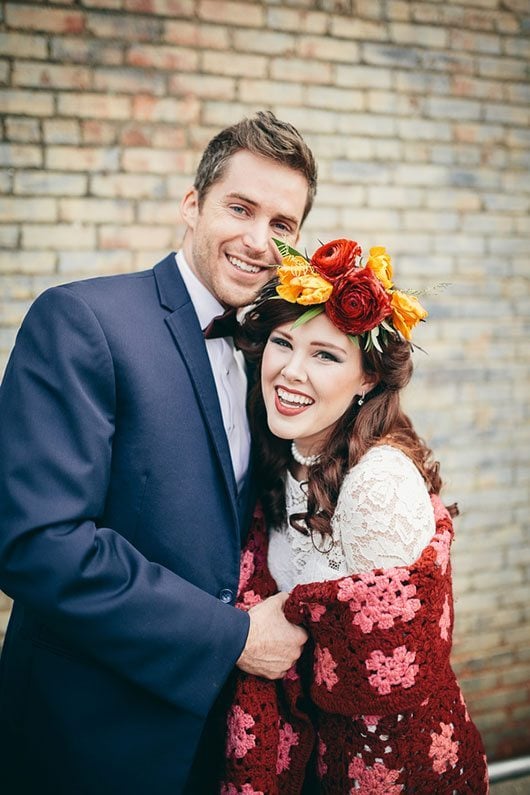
[272,237,428,352]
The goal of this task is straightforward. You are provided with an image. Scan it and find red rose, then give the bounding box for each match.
[310,238,361,283]
[325,268,392,335]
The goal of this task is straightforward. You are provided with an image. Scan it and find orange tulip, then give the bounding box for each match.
[276,267,333,305]
[366,246,393,290]
[281,252,312,275]
[391,291,428,340]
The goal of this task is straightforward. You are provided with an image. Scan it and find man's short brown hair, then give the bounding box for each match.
[194,111,317,225]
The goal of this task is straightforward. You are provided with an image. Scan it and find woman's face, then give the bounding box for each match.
[261,312,374,457]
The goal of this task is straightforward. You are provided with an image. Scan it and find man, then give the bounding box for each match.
[0,112,318,793]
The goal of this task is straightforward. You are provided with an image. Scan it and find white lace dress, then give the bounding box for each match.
[268,444,436,592]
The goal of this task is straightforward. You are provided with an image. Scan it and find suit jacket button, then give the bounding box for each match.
[219,588,233,604]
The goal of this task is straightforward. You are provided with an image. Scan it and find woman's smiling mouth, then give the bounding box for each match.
[275,386,314,415]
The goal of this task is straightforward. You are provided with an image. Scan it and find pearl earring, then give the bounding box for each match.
[357,392,365,406]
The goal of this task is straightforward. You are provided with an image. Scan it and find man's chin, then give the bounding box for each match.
[222,279,273,308]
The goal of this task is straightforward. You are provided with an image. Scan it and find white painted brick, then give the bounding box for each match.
[390,22,448,48]
[0,198,57,223]
[337,113,397,137]
[367,185,424,208]
[22,224,96,250]
[0,251,56,274]
[305,85,363,112]
[58,198,134,224]
[58,250,134,274]
[266,8,327,34]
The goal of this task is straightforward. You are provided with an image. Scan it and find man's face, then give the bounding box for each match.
[180,150,309,308]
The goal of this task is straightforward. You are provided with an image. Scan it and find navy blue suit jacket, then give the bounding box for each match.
[0,254,251,793]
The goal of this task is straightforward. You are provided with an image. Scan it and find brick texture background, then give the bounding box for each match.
[1,0,529,763]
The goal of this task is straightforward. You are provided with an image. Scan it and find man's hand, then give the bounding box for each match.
[236,592,308,679]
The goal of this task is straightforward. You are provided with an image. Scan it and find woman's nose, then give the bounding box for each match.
[281,357,307,383]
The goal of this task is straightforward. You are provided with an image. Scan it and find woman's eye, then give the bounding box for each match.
[270,336,291,349]
[316,350,340,362]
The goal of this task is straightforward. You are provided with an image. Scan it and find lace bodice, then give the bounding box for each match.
[268,444,436,592]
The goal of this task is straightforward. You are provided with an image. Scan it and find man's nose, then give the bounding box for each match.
[242,220,270,255]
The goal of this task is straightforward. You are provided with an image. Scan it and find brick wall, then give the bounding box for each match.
[1,0,529,763]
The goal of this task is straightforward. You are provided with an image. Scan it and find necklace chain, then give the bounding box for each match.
[291,441,320,467]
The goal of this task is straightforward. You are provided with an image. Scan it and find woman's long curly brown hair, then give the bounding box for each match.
[237,283,452,537]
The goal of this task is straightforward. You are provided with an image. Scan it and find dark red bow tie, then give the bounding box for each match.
[203,307,239,339]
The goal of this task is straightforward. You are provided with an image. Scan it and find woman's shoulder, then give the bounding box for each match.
[337,443,433,516]
[334,444,436,571]
[346,443,425,484]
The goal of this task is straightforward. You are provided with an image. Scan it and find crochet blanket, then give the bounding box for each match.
[221,497,488,795]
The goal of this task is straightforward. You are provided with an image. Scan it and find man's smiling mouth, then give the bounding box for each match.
[227,255,262,274]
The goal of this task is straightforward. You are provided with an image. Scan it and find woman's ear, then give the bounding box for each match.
[361,374,379,396]
[180,187,199,230]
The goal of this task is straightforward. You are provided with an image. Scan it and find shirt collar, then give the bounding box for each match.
[175,250,224,331]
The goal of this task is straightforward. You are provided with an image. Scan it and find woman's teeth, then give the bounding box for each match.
[277,388,313,407]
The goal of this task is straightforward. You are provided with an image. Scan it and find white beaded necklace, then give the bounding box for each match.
[291,441,321,467]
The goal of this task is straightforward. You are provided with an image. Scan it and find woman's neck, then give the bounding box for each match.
[289,460,308,482]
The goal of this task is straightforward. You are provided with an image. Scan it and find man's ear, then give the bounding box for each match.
[180,187,199,230]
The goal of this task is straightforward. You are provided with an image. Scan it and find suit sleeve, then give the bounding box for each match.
[0,285,249,718]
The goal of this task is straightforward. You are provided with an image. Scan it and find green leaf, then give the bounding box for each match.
[272,238,307,262]
[291,306,324,329]
[381,319,394,333]
[347,334,360,347]
[272,238,289,258]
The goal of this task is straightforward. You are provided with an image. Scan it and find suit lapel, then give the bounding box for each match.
[154,254,239,516]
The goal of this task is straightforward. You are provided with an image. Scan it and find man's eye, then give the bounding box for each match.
[275,224,297,240]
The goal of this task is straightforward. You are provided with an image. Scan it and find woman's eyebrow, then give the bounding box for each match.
[309,340,348,354]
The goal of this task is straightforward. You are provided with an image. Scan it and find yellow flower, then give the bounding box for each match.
[281,252,312,275]
[277,268,301,303]
[277,267,333,305]
[391,290,428,340]
[366,246,393,290]
[296,274,333,305]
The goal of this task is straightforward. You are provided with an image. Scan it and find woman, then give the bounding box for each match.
[223,239,488,794]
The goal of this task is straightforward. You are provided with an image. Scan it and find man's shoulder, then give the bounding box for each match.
[45,252,178,307]
[63,261,159,298]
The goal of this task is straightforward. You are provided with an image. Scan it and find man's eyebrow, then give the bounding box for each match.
[226,191,257,206]
[225,192,299,226]
[276,212,299,227]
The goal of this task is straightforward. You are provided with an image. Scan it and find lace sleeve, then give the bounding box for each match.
[332,445,435,574]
